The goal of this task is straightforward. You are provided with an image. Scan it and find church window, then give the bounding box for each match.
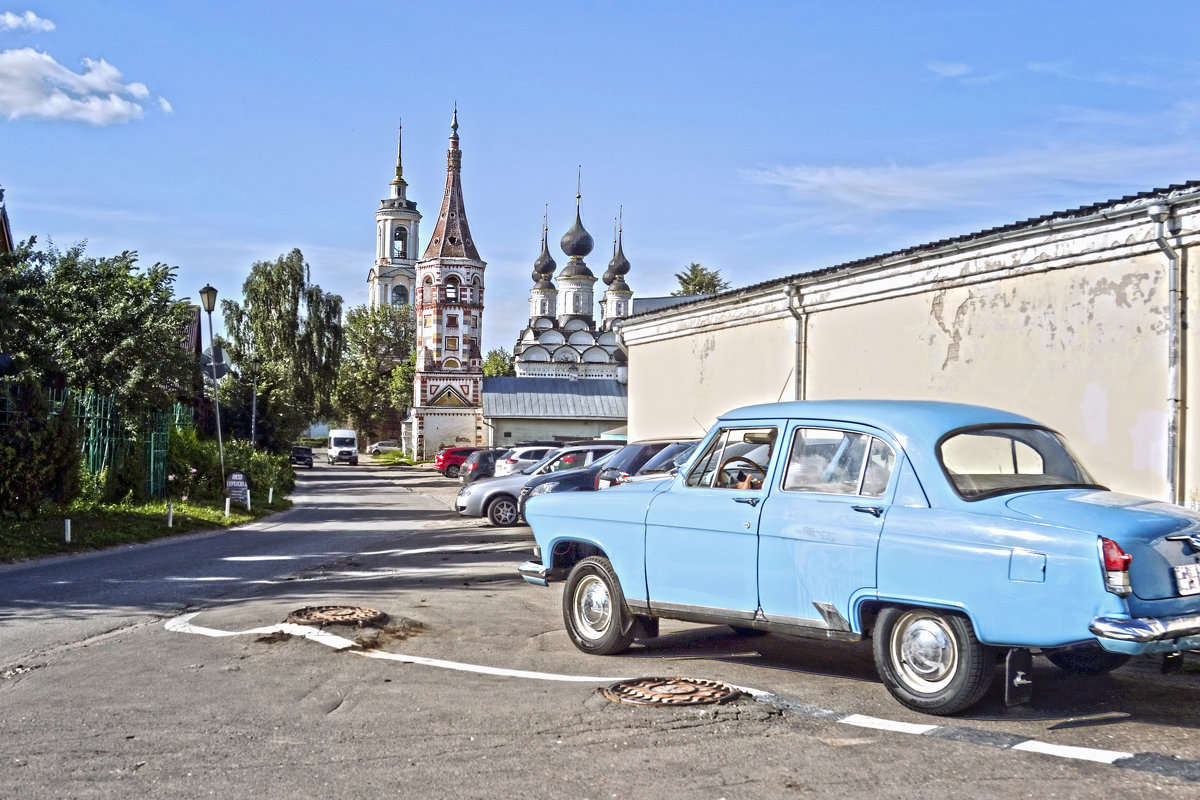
[539,300,548,315]
[446,337,459,351]
[445,277,460,302]
[573,293,582,312]
[392,227,408,259]
[392,285,409,306]
[424,315,432,329]
[447,314,459,328]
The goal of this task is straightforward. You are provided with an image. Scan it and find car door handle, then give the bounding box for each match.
[734,497,760,507]
[852,505,884,518]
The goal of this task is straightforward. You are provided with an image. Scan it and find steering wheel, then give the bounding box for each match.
[718,455,767,488]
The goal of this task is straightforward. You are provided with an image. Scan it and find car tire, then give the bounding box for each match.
[562,556,633,656]
[486,495,519,526]
[446,465,460,478]
[873,606,996,715]
[1045,645,1131,675]
[350,458,358,466]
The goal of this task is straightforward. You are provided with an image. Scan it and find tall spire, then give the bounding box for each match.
[394,121,405,182]
[421,108,480,261]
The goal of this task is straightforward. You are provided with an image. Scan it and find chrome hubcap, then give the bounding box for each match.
[891,611,957,692]
[574,575,611,640]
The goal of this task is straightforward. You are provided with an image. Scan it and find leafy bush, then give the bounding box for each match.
[0,381,81,517]
[224,438,294,500]
[167,423,223,501]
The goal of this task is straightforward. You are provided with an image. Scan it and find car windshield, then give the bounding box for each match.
[331,437,354,447]
[522,452,561,475]
[638,442,696,474]
[938,425,1103,500]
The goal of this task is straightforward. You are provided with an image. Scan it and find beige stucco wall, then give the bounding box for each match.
[804,256,1168,497]
[622,193,1200,502]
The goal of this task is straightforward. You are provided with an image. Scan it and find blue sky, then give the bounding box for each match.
[5,1,1200,351]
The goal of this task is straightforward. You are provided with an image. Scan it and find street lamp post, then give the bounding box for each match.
[198,284,225,486]
[250,358,260,447]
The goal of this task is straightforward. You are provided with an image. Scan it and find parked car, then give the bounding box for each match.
[620,441,699,485]
[520,399,1200,716]
[595,438,698,489]
[518,449,620,517]
[289,445,314,469]
[368,439,401,456]
[460,448,509,485]
[494,445,559,477]
[434,446,482,478]
[456,443,622,526]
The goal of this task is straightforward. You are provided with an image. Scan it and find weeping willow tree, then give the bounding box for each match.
[220,249,343,449]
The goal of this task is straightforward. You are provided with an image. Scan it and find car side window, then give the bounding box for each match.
[783,428,895,496]
[684,427,777,489]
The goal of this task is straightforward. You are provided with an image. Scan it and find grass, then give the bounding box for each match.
[372,452,430,467]
[0,497,293,563]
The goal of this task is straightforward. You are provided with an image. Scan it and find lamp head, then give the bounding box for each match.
[199,284,218,313]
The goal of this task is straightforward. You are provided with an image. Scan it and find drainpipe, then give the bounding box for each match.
[785,284,807,401]
[1148,204,1184,505]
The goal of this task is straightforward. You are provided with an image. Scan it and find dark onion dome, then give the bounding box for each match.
[607,275,631,292]
[560,206,594,258]
[532,235,557,283]
[604,240,631,286]
[613,346,628,364]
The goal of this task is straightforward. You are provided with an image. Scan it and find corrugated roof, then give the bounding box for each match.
[483,377,627,420]
[624,180,1200,321]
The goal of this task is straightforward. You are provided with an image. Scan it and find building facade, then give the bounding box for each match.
[619,182,1200,504]
[405,110,485,458]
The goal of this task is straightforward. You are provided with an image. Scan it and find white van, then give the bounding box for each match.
[327,429,359,466]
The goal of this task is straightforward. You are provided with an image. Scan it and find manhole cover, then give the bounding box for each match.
[601,677,742,706]
[285,606,387,627]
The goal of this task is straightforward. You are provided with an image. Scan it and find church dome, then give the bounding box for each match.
[560,207,594,258]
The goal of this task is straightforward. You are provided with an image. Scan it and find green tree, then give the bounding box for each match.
[334,303,416,438]
[387,350,417,424]
[671,262,731,296]
[220,249,343,449]
[0,238,54,380]
[41,245,195,417]
[482,347,516,377]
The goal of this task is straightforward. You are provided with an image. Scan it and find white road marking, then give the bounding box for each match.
[165,613,627,682]
[1011,739,1133,764]
[840,714,939,735]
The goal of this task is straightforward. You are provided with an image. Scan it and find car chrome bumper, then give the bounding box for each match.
[519,560,549,586]
[1090,611,1200,643]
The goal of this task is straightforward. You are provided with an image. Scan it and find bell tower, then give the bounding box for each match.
[409,108,486,457]
[368,123,421,309]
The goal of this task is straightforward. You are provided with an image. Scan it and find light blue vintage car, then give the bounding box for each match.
[519,400,1200,715]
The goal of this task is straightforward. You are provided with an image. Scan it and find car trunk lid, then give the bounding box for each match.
[1005,489,1200,600]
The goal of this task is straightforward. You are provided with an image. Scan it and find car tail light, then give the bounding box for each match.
[1099,537,1132,596]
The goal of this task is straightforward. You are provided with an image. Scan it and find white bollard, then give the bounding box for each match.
[269,487,274,505]
[224,497,230,518]
[64,519,71,543]
[247,490,252,512]
[167,503,174,528]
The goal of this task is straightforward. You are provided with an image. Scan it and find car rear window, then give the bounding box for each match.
[938,425,1101,500]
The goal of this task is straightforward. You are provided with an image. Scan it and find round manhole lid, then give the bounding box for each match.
[286,606,388,627]
[601,677,742,706]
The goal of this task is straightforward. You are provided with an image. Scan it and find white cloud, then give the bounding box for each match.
[927,61,972,79]
[0,46,168,124]
[158,96,173,113]
[0,10,55,32]
[742,142,1200,216]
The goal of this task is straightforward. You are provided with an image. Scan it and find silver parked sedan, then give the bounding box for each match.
[455,443,620,526]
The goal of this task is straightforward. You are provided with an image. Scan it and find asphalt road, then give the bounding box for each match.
[1,460,1199,799]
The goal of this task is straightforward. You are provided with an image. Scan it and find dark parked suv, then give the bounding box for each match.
[290,445,314,468]
[460,448,509,484]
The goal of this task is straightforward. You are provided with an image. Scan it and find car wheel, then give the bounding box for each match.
[486,495,519,526]
[562,556,633,656]
[873,607,996,715]
[446,465,460,478]
[350,458,358,466]
[1045,645,1131,675]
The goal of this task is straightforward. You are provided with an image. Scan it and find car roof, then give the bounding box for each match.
[720,400,1039,440]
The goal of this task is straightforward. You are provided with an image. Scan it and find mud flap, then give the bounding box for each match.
[1005,648,1034,707]
[625,614,660,641]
